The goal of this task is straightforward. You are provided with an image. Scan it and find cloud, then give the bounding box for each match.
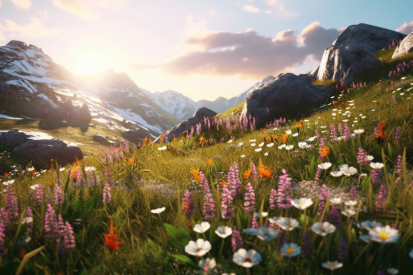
[131,22,340,79]
[243,4,260,13]
[4,17,61,38]
[265,0,298,19]
[52,0,98,20]
[38,10,49,21]
[6,0,32,10]
[396,21,413,35]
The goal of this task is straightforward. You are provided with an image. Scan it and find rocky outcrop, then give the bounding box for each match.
[392,31,413,59]
[315,23,406,85]
[0,129,83,168]
[122,128,151,140]
[240,73,333,124]
[161,107,217,140]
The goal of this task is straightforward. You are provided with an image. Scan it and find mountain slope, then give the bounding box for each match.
[0,40,178,137]
[196,76,275,113]
[141,89,201,121]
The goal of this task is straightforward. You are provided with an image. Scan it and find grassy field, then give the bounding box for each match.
[0,46,413,274]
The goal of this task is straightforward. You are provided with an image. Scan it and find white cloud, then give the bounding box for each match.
[38,10,49,21]
[4,17,61,38]
[396,21,413,35]
[243,4,260,13]
[265,0,298,19]
[52,0,98,20]
[6,0,32,10]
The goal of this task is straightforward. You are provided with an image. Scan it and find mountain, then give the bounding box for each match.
[0,40,178,138]
[78,69,181,133]
[196,76,275,113]
[141,89,201,121]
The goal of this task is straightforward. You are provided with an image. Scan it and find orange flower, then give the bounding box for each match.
[208,159,214,166]
[190,169,201,181]
[160,134,165,141]
[220,179,227,188]
[4,172,9,178]
[187,221,192,227]
[364,94,368,97]
[128,158,134,166]
[149,139,153,146]
[376,122,386,144]
[338,106,342,109]
[104,216,120,253]
[260,128,265,132]
[243,168,252,179]
[282,134,289,144]
[71,158,79,179]
[164,162,168,165]
[262,135,266,139]
[199,136,205,142]
[266,136,271,142]
[173,136,177,142]
[20,248,25,259]
[375,101,379,105]
[144,137,148,143]
[300,120,303,124]
[258,159,273,178]
[296,124,302,129]
[271,135,277,142]
[183,201,189,213]
[117,147,121,152]
[141,144,146,149]
[333,101,338,104]
[319,147,330,157]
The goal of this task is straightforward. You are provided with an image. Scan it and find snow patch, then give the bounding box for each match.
[0,114,23,120]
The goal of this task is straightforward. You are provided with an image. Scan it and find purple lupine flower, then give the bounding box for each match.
[231,162,242,199]
[64,222,76,250]
[0,225,5,255]
[315,129,319,138]
[55,184,63,205]
[244,183,256,214]
[343,123,351,141]
[277,169,292,209]
[338,235,348,259]
[315,167,322,182]
[392,95,397,104]
[57,214,65,237]
[269,189,277,209]
[5,185,18,223]
[45,204,59,242]
[317,184,329,215]
[251,215,259,229]
[203,190,215,220]
[0,209,9,233]
[329,124,337,141]
[183,190,196,217]
[371,169,383,186]
[375,184,388,212]
[221,186,235,220]
[396,155,402,178]
[199,173,209,194]
[319,134,328,147]
[251,163,258,183]
[395,127,401,144]
[338,123,343,136]
[105,166,112,179]
[329,205,340,230]
[357,148,369,166]
[231,226,243,252]
[125,140,129,152]
[302,233,311,257]
[103,183,111,204]
[26,206,33,231]
[350,186,358,200]
[107,154,113,164]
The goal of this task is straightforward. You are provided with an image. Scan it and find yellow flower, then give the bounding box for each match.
[190,169,201,181]
[208,159,214,166]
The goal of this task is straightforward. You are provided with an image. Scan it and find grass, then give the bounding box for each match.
[0,47,413,274]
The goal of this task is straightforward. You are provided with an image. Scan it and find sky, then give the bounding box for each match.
[0,0,413,102]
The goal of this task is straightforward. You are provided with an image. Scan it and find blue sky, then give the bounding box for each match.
[0,0,412,101]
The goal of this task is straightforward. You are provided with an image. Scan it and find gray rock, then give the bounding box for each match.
[161,107,217,140]
[122,128,151,140]
[392,31,413,59]
[240,73,333,124]
[92,134,108,141]
[14,139,83,167]
[0,129,29,147]
[316,23,406,85]
[78,103,92,122]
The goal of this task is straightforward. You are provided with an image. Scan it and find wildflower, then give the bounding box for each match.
[302,233,311,257]
[339,165,358,176]
[269,189,277,209]
[258,159,273,178]
[231,226,243,252]
[244,183,255,214]
[375,122,386,145]
[208,159,214,166]
[330,198,342,204]
[221,186,235,219]
[350,186,358,200]
[330,171,343,177]
[315,167,322,181]
[358,220,383,231]
[199,258,216,273]
[215,225,232,238]
[319,147,330,157]
[203,191,216,220]
[357,148,369,166]
[251,163,258,183]
[103,183,111,204]
[219,179,227,188]
[194,222,210,233]
[330,124,337,141]
[330,205,341,229]
[151,207,165,214]
[277,169,292,209]
[341,208,356,217]
[190,169,201,181]
[318,162,332,170]
[5,185,18,222]
[322,261,343,270]
[275,217,299,231]
[369,225,398,243]
[281,243,301,257]
[233,249,262,268]
[311,222,336,236]
[375,184,388,212]
[370,163,384,169]
[54,185,63,205]
[387,268,399,274]
[183,190,195,217]
[254,226,279,242]
[291,198,313,210]
[251,215,259,229]
[185,239,211,257]
[44,204,59,241]
[282,134,289,143]
[395,127,401,144]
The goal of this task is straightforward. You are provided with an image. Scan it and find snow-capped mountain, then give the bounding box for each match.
[141,89,201,121]
[0,40,179,137]
[79,70,181,134]
[196,76,275,113]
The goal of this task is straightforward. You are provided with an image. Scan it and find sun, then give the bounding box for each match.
[77,55,106,75]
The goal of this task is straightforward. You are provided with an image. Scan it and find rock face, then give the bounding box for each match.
[161,107,217,140]
[392,31,413,59]
[122,128,151,140]
[315,23,406,85]
[0,129,83,167]
[240,73,333,124]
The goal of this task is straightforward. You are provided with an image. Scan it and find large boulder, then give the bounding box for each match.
[240,73,333,124]
[161,107,217,140]
[122,128,151,140]
[392,31,413,59]
[316,23,406,85]
[78,103,92,122]
[0,129,83,167]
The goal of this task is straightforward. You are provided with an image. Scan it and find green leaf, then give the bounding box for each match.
[168,238,186,250]
[179,227,191,240]
[170,254,197,268]
[164,223,179,239]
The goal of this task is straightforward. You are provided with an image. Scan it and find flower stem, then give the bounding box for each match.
[218,238,225,258]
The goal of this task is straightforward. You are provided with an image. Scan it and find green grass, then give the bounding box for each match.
[1,47,413,274]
